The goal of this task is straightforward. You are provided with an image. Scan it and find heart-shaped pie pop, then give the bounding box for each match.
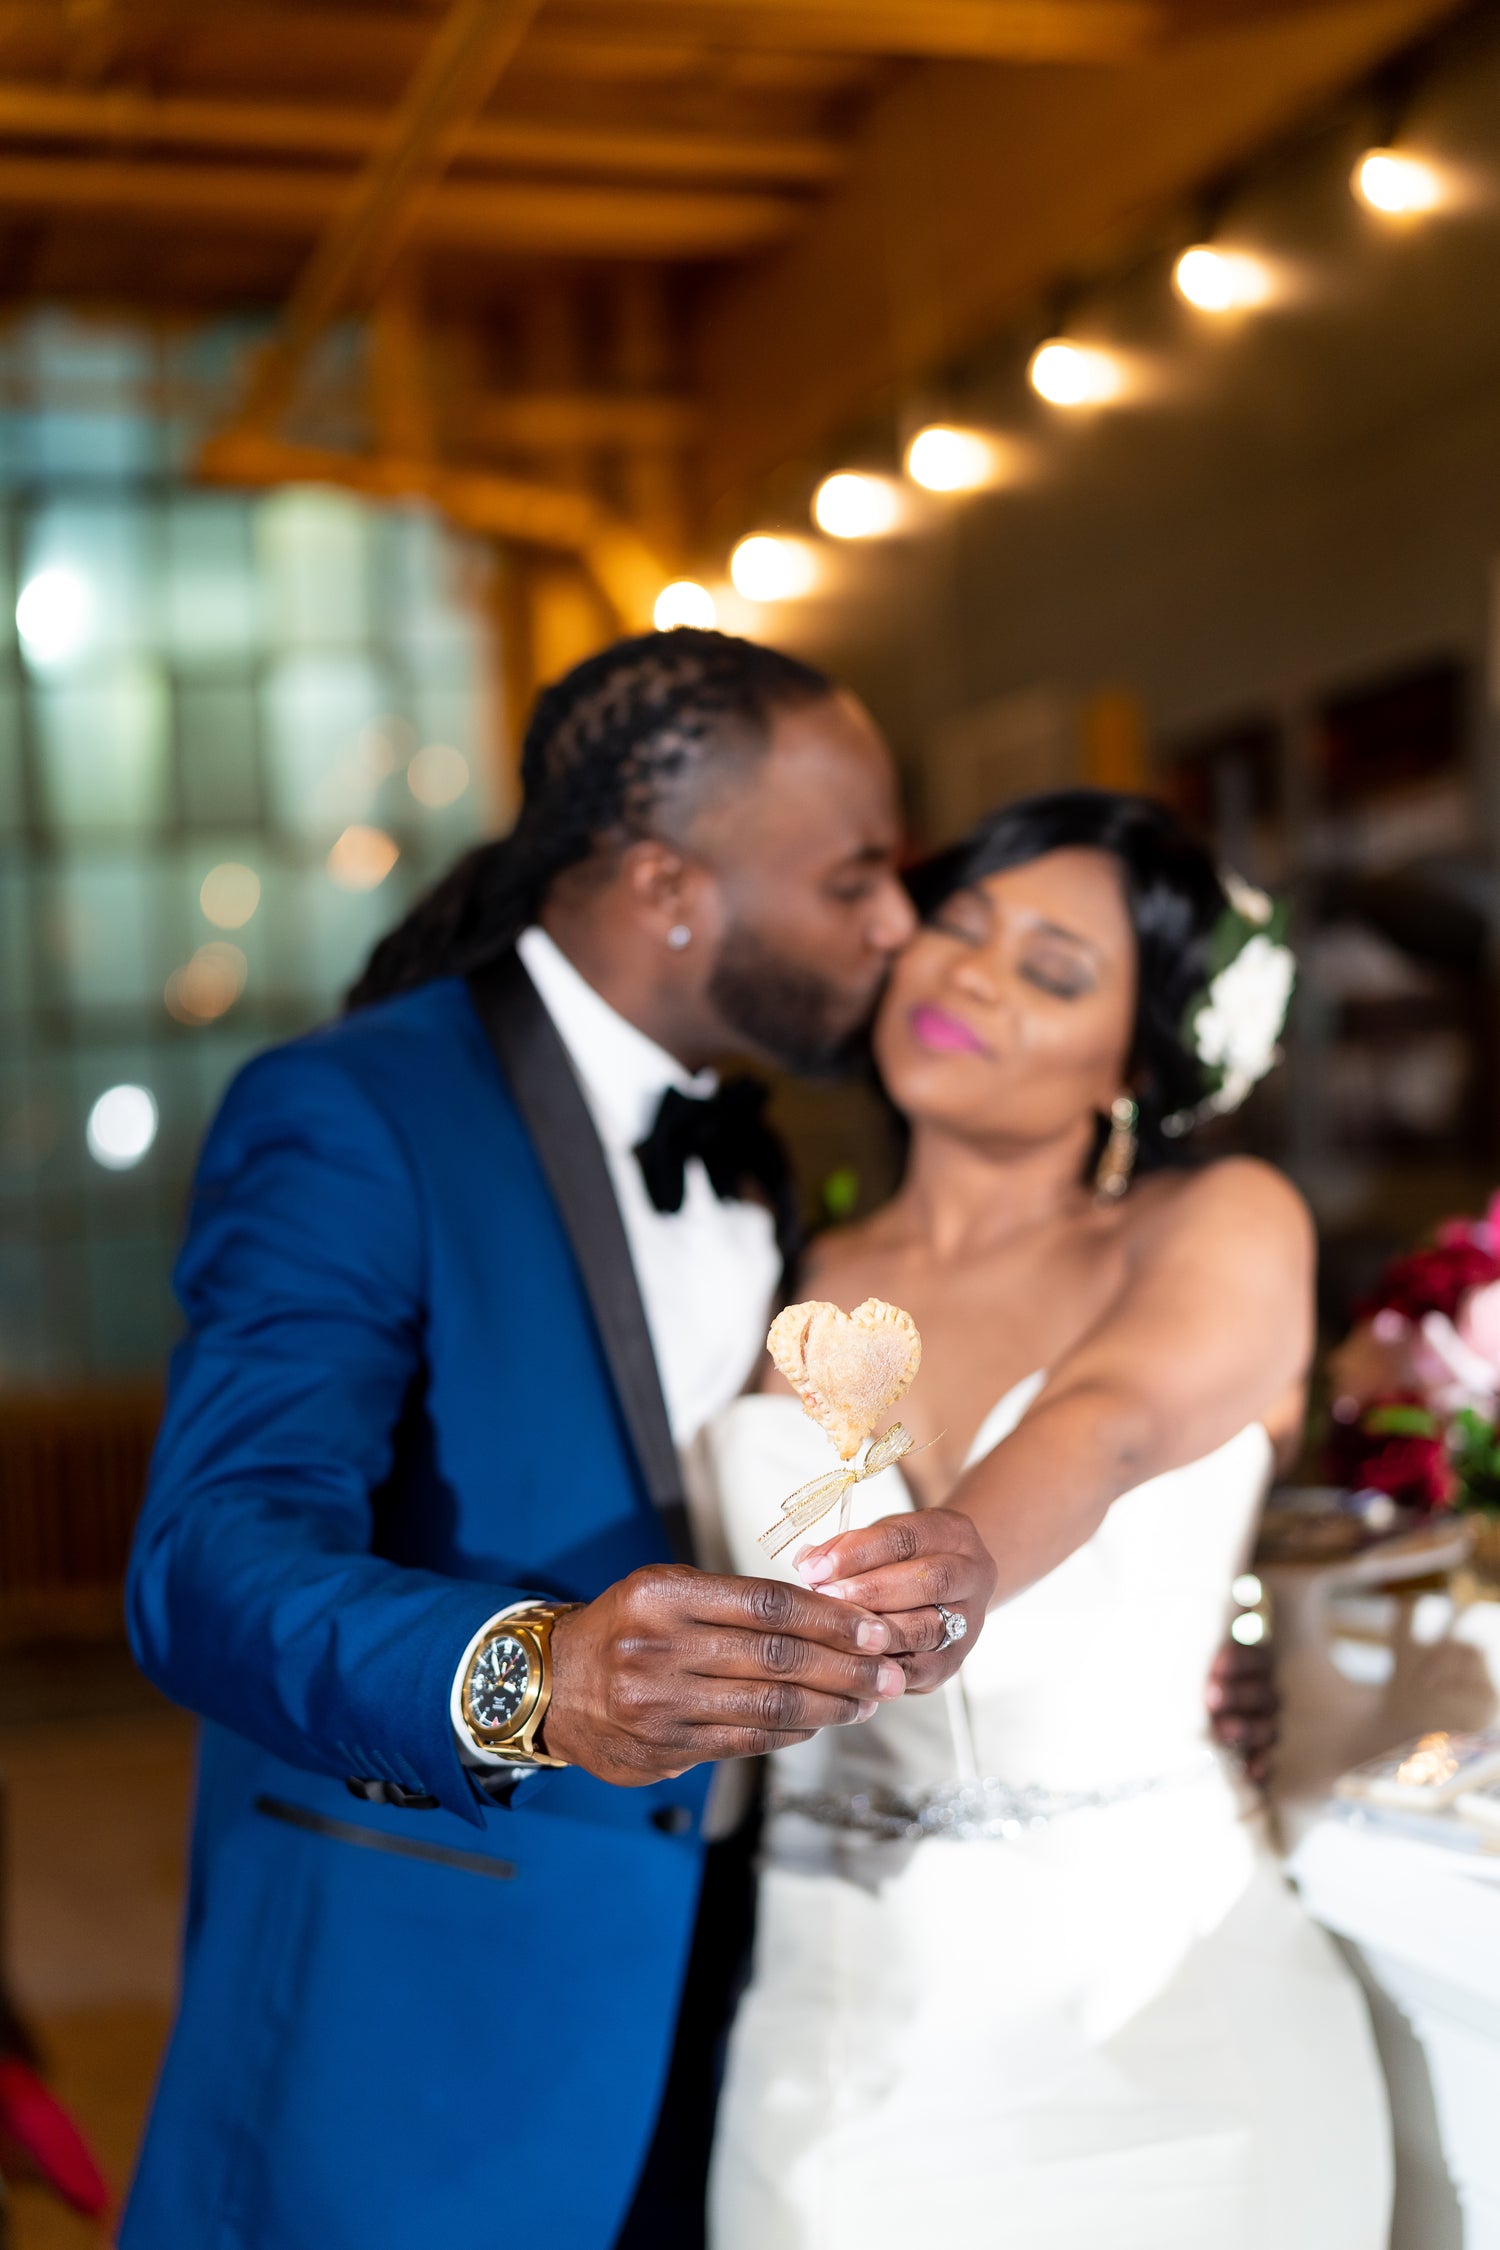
[767,1297,922,1461]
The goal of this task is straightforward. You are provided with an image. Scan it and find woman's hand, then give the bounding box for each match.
[794,1512,996,1692]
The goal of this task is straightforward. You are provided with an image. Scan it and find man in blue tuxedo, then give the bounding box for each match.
[122,629,996,2249]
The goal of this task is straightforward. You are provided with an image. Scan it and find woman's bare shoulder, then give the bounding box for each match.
[1125,1155,1312,1261]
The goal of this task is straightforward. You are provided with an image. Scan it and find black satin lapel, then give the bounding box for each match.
[465,951,695,1567]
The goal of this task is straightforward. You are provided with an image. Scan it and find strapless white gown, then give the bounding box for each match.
[702,1378,1391,2250]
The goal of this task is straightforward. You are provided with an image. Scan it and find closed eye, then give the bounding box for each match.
[1021,956,1097,999]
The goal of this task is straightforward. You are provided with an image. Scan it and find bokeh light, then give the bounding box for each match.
[327,824,399,891]
[729,535,817,603]
[1027,340,1121,407]
[905,426,997,492]
[653,580,718,630]
[1354,148,1443,215]
[407,743,470,808]
[86,1083,157,1170]
[165,942,247,1025]
[1173,246,1271,312]
[812,472,900,539]
[16,567,91,665]
[199,862,261,929]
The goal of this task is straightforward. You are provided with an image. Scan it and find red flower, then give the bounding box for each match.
[1325,1408,1456,1512]
[1360,1240,1500,1324]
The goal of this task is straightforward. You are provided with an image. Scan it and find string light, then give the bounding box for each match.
[653,580,718,630]
[729,535,817,603]
[1173,246,1271,312]
[1028,340,1121,407]
[1354,148,1442,215]
[812,472,901,539]
[905,426,997,492]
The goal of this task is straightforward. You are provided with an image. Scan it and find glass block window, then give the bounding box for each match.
[0,312,506,1383]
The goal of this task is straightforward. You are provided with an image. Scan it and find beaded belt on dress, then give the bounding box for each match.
[770,1755,1218,1844]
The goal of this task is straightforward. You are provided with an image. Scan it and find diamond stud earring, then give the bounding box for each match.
[667,925,692,950]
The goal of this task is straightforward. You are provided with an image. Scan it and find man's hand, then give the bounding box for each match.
[543,1565,907,1787]
[1206,1635,1278,1785]
[793,1509,996,1692]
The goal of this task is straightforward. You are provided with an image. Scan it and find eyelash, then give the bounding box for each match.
[1022,964,1091,1000]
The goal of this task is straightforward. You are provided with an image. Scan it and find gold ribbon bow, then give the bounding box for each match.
[758,1422,917,1560]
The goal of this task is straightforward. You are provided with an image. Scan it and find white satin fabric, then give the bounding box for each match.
[704,1379,1391,2249]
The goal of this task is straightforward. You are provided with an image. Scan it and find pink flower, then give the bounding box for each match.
[1415,1313,1496,1413]
[1458,1278,1500,1372]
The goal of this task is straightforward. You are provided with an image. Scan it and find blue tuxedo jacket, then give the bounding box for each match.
[123,961,719,2249]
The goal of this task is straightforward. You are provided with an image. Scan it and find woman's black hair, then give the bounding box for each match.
[906,787,1230,1173]
[347,627,833,1010]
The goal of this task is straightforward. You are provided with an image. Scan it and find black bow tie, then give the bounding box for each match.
[634,1078,789,1222]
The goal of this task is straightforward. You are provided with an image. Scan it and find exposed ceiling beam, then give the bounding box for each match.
[224,0,546,443]
[0,153,801,255]
[0,80,845,185]
[550,0,1165,62]
[468,389,700,449]
[697,0,1463,500]
[196,429,668,625]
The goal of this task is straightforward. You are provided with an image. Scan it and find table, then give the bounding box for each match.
[1291,1816,1500,2250]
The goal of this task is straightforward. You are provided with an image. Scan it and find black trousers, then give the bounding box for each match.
[613,1802,761,2250]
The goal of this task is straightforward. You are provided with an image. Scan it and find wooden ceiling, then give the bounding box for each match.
[0,0,1466,677]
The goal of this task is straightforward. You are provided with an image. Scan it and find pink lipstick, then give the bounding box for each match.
[910,1004,988,1056]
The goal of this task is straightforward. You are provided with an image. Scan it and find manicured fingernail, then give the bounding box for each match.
[856,1619,891,1652]
[798,1554,834,1584]
[856,1699,878,1721]
[876,1663,905,1697]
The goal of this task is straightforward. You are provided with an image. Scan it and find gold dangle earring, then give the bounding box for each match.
[1094,1094,1138,1202]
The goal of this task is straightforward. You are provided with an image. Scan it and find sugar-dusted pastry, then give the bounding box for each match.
[767,1297,922,1461]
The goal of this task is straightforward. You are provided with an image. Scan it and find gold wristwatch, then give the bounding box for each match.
[459,1602,578,1768]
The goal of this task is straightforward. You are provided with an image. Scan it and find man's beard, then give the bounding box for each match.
[707,922,882,1077]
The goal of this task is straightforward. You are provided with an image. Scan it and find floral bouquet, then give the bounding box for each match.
[1325,1196,1500,1517]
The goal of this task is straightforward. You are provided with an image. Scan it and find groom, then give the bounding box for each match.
[124,628,1273,2249]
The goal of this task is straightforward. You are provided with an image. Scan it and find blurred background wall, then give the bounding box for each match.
[0,0,1497,2237]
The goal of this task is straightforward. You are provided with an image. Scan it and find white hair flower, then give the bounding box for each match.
[1189,932,1296,1113]
[1164,873,1296,1135]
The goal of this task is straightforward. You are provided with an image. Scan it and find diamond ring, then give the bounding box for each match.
[935,1604,968,1649]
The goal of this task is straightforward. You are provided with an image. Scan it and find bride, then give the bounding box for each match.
[703,790,1390,2249]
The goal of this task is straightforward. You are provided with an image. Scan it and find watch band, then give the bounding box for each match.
[459,1602,577,1769]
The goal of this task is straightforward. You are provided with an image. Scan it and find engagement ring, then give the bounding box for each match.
[936,1604,968,1648]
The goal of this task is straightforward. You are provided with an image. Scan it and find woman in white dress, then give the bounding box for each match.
[704,790,1390,2250]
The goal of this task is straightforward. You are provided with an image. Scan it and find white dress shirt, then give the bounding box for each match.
[452,925,782,1781]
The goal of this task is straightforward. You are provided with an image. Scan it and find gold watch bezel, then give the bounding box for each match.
[460,1606,573,1767]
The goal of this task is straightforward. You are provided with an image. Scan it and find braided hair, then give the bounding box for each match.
[347,627,834,1010]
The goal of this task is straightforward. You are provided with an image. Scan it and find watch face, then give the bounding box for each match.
[469,1634,534,1734]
